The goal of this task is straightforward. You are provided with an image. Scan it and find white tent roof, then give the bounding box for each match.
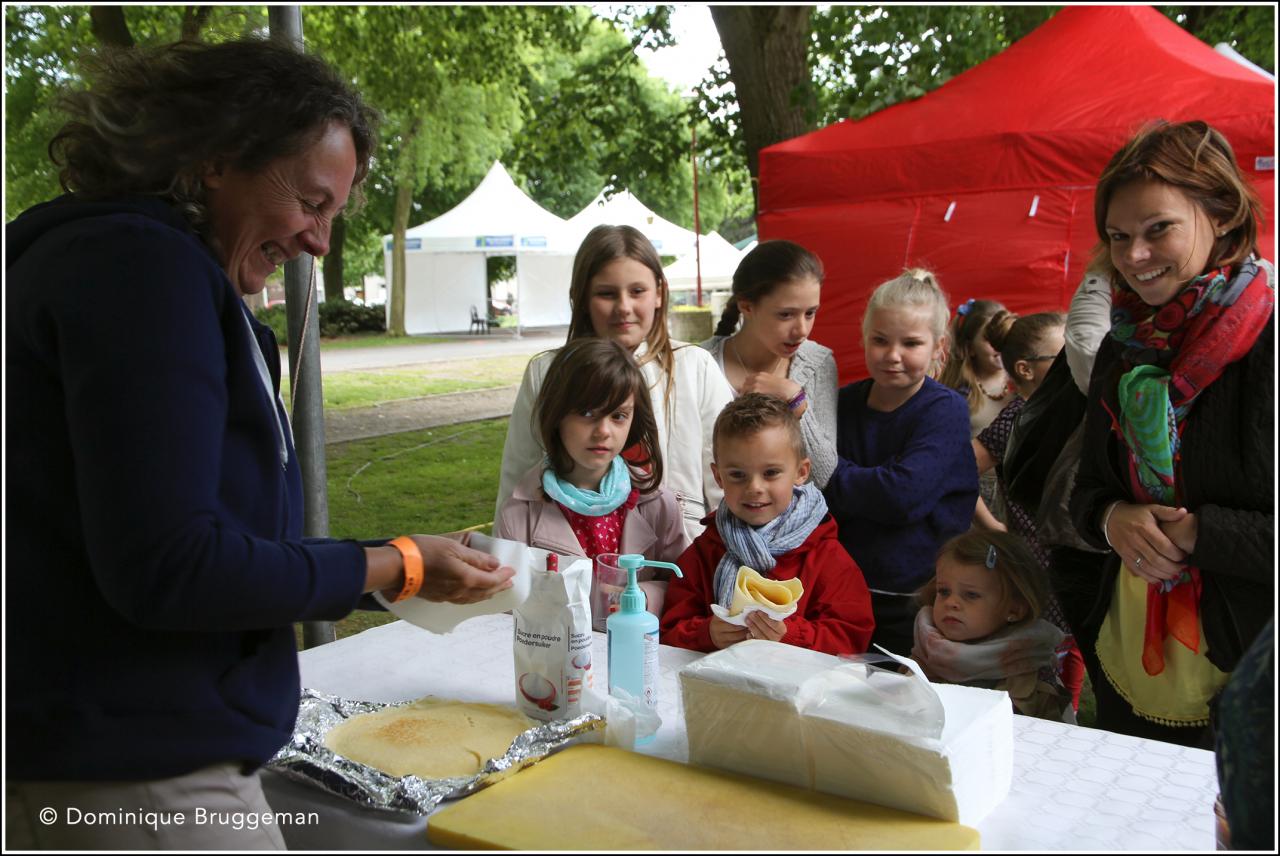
[566,189,699,257]
[663,232,744,291]
[395,161,573,254]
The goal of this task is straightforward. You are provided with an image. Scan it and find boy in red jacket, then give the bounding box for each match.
[660,394,875,654]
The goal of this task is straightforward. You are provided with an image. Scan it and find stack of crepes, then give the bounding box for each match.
[710,566,804,626]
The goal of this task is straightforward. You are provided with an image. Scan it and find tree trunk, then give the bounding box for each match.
[181,5,212,41]
[89,7,134,48]
[710,5,815,213]
[389,182,411,337]
[323,214,346,303]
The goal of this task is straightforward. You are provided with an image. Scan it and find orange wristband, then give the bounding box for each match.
[386,536,424,603]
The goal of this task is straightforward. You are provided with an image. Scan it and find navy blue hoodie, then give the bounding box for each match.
[6,195,367,780]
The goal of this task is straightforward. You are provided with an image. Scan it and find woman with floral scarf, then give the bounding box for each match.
[1070,120,1273,747]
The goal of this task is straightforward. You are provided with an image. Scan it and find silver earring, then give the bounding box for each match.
[1216,230,1227,237]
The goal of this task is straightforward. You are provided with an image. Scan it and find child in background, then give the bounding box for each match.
[661,394,874,655]
[972,310,1085,711]
[912,530,1076,724]
[939,298,1015,437]
[939,297,1013,516]
[824,268,978,657]
[494,338,689,615]
[971,310,1067,540]
[702,240,839,489]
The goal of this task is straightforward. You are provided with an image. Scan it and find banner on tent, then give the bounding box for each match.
[520,236,547,248]
[384,238,422,251]
[476,235,515,248]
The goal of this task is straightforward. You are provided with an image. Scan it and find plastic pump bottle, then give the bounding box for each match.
[606,554,683,724]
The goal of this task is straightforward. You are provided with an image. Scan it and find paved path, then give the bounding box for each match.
[279,327,564,444]
[324,385,519,444]
[283,326,567,375]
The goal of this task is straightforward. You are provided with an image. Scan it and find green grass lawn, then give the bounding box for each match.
[295,417,507,645]
[287,354,531,410]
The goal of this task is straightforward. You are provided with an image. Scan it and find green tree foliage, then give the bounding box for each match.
[1162,5,1275,73]
[3,5,265,220]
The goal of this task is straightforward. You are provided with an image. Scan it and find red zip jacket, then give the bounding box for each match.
[660,513,875,655]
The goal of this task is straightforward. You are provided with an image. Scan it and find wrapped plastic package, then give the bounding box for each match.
[679,640,1012,825]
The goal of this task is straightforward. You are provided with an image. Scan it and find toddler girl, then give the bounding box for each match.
[494,337,689,614]
[912,530,1075,723]
[824,268,978,656]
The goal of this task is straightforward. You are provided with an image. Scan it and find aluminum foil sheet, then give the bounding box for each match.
[267,688,605,814]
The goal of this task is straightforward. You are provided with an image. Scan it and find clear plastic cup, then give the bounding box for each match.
[592,553,628,632]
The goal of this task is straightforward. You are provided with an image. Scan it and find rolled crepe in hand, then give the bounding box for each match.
[728,566,803,618]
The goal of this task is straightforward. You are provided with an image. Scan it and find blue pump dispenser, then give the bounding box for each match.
[606,555,682,734]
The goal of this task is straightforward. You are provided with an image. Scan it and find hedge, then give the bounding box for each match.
[253,299,385,346]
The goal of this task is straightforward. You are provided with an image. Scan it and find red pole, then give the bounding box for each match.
[692,124,703,307]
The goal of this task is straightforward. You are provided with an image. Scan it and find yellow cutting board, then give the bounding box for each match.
[427,744,980,850]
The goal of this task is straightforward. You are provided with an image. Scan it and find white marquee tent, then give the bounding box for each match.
[663,231,744,295]
[384,161,577,333]
[566,189,701,257]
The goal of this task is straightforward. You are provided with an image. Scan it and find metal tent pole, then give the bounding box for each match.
[270,6,336,649]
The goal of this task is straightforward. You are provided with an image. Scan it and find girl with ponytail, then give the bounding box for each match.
[701,240,839,488]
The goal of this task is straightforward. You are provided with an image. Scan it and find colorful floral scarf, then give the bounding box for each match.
[1107,258,1273,675]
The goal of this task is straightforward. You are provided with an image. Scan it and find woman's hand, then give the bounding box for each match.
[744,610,787,642]
[709,615,750,649]
[411,535,515,604]
[1103,501,1188,585]
[739,372,801,406]
[363,536,515,604]
[1160,510,1198,556]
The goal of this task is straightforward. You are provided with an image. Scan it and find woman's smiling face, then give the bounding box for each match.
[1105,178,1223,307]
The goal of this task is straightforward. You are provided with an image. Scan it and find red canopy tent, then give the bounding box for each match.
[758,5,1276,383]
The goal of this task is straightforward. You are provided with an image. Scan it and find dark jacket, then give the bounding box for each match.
[6,195,367,780]
[1069,301,1274,673]
[825,377,978,593]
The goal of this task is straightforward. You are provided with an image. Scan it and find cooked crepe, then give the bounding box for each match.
[324,698,532,779]
[728,566,803,617]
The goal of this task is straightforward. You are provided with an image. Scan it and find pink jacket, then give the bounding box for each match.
[494,464,691,614]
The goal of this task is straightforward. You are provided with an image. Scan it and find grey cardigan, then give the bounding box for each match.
[700,336,839,488]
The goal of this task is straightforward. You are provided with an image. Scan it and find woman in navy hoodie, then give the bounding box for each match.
[6,39,513,849]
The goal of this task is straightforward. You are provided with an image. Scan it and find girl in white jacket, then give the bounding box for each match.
[496,225,734,542]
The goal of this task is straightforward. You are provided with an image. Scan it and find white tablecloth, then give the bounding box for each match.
[263,615,1220,851]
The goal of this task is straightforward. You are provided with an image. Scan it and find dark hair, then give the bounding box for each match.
[984,310,1066,380]
[714,240,825,337]
[535,337,663,494]
[566,224,675,406]
[49,37,379,233]
[1092,119,1260,284]
[937,298,1006,411]
[712,393,807,466]
[916,530,1049,627]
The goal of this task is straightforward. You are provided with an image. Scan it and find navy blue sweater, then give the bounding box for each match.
[6,196,367,780]
[824,377,978,593]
